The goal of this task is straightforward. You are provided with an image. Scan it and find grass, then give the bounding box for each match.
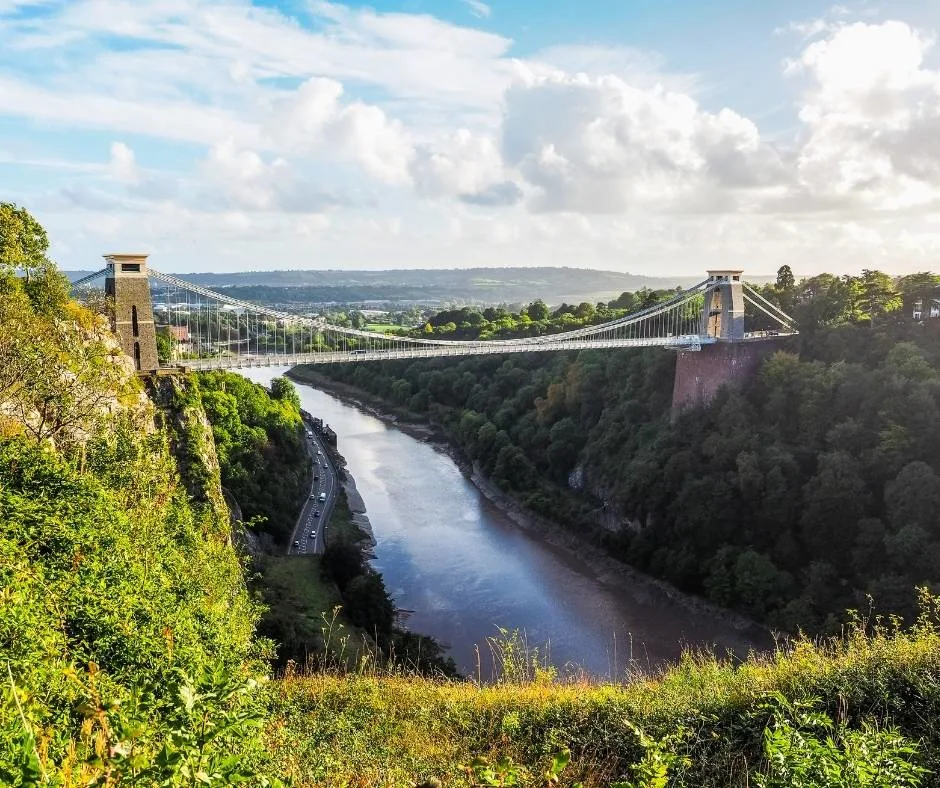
[365,323,404,333]
[265,603,940,786]
[255,554,343,667]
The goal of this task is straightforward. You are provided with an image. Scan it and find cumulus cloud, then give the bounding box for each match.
[7,1,940,272]
[787,21,940,211]
[108,142,139,185]
[106,141,178,201]
[410,129,505,197]
[199,139,343,214]
[501,69,785,214]
[460,181,523,206]
[267,77,412,183]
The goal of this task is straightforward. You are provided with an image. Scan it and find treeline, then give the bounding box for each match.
[196,371,308,544]
[312,267,940,633]
[404,287,679,340]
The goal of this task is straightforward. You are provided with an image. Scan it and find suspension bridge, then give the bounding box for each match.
[70,255,796,396]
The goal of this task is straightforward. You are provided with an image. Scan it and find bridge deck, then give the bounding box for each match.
[176,335,727,370]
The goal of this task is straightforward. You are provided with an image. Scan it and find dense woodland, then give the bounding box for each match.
[315,267,940,633]
[195,371,308,544]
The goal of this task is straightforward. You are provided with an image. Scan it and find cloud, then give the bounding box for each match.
[199,139,345,214]
[460,181,523,206]
[108,142,139,186]
[500,69,785,214]
[6,2,940,274]
[787,21,940,211]
[107,142,178,201]
[774,2,855,39]
[462,0,491,19]
[268,77,413,183]
[410,129,506,197]
[528,44,699,94]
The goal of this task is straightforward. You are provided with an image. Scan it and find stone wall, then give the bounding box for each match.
[672,340,786,413]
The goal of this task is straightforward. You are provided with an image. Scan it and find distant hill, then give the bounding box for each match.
[65,267,773,306]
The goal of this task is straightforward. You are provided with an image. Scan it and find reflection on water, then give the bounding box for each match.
[239,368,763,677]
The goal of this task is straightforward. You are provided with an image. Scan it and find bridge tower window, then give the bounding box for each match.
[133,341,141,371]
[132,304,139,337]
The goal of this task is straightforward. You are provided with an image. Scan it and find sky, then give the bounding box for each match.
[2,0,940,275]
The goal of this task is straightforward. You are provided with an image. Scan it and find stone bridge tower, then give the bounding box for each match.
[104,253,159,372]
[672,270,781,412]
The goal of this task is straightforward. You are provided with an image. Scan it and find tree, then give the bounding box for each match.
[775,264,795,292]
[857,269,901,322]
[343,571,395,635]
[885,462,940,534]
[774,265,796,312]
[156,328,174,364]
[795,274,856,327]
[897,272,940,299]
[323,540,366,591]
[800,452,869,571]
[270,376,301,411]
[574,301,595,319]
[0,201,49,272]
[525,299,550,321]
[608,291,637,311]
[547,417,584,478]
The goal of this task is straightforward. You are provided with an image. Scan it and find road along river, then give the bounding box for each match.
[239,367,767,678]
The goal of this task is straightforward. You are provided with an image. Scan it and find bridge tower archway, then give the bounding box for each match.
[104,253,159,372]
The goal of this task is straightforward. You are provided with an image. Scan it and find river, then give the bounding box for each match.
[239,367,764,678]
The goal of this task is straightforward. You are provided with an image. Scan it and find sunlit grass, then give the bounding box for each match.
[266,600,940,786]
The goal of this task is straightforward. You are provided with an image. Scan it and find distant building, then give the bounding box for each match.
[164,325,193,355]
[911,295,940,321]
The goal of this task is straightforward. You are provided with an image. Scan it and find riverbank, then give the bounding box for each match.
[288,366,771,650]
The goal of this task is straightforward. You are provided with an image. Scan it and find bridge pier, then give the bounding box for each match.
[672,339,784,413]
[671,269,789,413]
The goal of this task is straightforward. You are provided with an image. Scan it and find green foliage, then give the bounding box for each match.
[156,327,174,364]
[0,202,49,273]
[612,723,690,788]
[269,602,940,786]
[0,206,273,781]
[754,694,927,788]
[405,288,677,342]
[0,425,268,781]
[197,371,307,544]
[3,664,281,787]
[464,749,573,786]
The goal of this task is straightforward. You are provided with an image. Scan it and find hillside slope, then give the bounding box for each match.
[1,204,272,784]
[268,613,940,786]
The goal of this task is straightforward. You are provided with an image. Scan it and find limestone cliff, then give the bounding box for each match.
[146,374,229,525]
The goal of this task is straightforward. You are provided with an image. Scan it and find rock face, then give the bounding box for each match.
[569,463,645,535]
[146,374,229,525]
